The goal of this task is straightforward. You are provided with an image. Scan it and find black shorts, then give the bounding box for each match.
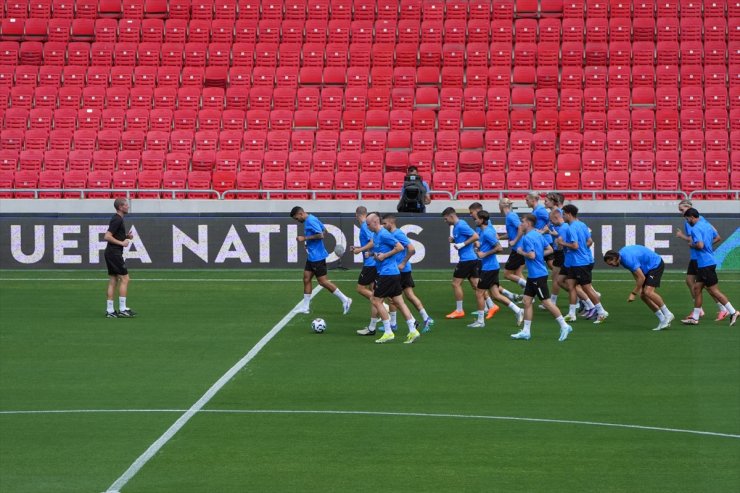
[374,274,403,298]
[357,266,378,286]
[544,252,554,264]
[453,260,480,279]
[105,250,128,276]
[559,266,570,277]
[643,260,666,288]
[305,259,328,277]
[477,269,500,290]
[524,276,550,300]
[505,251,526,271]
[686,259,699,276]
[567,264,593,285]
[695,264,718,288]
[400,271,415,289]
[552,250,565,268]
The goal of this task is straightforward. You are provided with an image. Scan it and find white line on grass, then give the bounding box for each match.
[101,287,323,493]
[1,408,737,440]
[2,278,737,283]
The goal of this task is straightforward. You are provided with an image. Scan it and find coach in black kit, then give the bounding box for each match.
[104,198,136,318]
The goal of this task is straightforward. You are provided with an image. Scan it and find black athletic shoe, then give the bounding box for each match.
[106,311,118,318]
[118,309,137,318]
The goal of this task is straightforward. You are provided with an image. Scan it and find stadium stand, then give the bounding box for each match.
[0,0,735,199]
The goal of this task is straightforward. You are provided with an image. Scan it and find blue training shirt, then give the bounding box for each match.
[683,215,707,261]
[479,226,501,271]
[505,211,521,248]
[619,245,663,273]
[564,220,593,267]
[533,204,553,245]
[373,228,401,276]
[453,219,477,261]
[392,228,412,273]
[552,221,567,252]
[689,219,718,268]
[359,221,376,267]
[304,214,328,262]
[521,230,549,279]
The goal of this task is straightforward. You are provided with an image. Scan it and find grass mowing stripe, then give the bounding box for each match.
[2,408,738,440]
[102,287,323,493]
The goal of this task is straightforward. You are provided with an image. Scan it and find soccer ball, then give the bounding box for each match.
[311,318,327,333]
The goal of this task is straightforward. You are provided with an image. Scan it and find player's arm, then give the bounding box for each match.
[628,268,646,302]
[104,230,129,247]
[586,237,593,247]
[711,226,722,244]
[350,240,374,254]
[297,227,324,242]
[688,233,704,250]
[398,243,414,270]
[455,232,479,250]
[543,244,554,257]
[559,235,578,250]
[375,242,404,261]
[675,228,690,241]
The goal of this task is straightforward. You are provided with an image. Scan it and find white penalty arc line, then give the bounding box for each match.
[101,286,323,493]
[1,408,738,440]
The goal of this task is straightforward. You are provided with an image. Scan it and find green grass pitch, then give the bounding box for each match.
[0,269,739,493]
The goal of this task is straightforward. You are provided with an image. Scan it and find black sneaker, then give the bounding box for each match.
[106,311,118,318]
[118,309,137,318]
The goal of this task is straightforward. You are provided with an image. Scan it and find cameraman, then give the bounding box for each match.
[397,166,432,213]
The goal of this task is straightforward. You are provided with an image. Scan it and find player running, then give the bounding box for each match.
[380,214,434,333]
[498,198,527,301]
[104,198,136,318]
[603,246,676,331]
[469,210,525,328]
[675,200,729,322]
[680,208,739,326]
[510,214,574,342]
[365,212,421,344]
[442,207,480,319]
[290,206,352,315]
[350,206,381,336]
[468,202,501,319]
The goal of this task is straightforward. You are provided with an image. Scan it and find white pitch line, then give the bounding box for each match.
[101,286,323,493]
[1,408,737,440]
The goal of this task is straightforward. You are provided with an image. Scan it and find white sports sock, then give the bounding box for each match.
[382,318,392,334]
[419,308,429,320]
[718,302,728,313]
[550,294,558,304]
[655,310,666,322]
[303,293,311,306]
[106,300,114,313]
[522,319,532,335]
[477,311,485,323]
[389,311,397,325]
[456,300,463,311]
[595,302,606,315]
[583,299,595,310]
[485,297,494,309]
[569,304,578,317]
[555,315,568,329]
[333,288,349,303]
[692,307,702,319]
[119,296,127,311]
[724,302,736,315]
[517,278,527,288]
[660,305,672,318]
[507,302,520,313]
[502,289,516,300]
[369,318,380,330]
[406,318,417,333]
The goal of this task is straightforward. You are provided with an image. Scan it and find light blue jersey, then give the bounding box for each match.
[479,226,501,271]
[359,221,376,267]
[392,228,412,273]
[619,245,663,273]
[690,220,718,268]
[521,230,549,278]
[373,228,401,276]
[505,211,521,248]
[533,204,553,245]
[304,214,328,262]
[564,220,593,267]
[453,219,477,262]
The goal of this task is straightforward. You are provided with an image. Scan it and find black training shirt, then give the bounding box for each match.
[106,213,126,253]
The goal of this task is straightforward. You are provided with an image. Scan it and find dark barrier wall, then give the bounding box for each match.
[1,214,738,270]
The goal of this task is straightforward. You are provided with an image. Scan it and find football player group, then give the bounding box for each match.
[288,195,738,345]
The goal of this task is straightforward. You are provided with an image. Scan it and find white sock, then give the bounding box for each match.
[656,310,666,322]
[659,305,672,318]
[724,302,736,315]
[106,300,114,313]
[595,303,606,316]
[517,278,527,288]
[333,288,349,303]
[485,297,494,309]
[419,308,429,320]
[555,315,568,329]
[456,300,463,311]
[569,304,578,317]
[382,318,392,334]
[369,317,379,330]
[584,299,595,309]
[522,319,531,334]
[692,307,702,319]
[119,296,127,311]
[550,294,558,304]
[389,311,397,325]
[507,302,521,313]
[477,310,485,323]
[718,302,729,313]
[502,289,516,300]
[406,318,417,332]
[303,293,311,306]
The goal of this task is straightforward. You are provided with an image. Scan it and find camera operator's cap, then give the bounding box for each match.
[499,198,514,207]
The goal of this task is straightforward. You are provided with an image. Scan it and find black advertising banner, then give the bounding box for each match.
[1,213,738,270]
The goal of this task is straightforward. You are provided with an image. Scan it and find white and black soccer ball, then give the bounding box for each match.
[311,318,327,333]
